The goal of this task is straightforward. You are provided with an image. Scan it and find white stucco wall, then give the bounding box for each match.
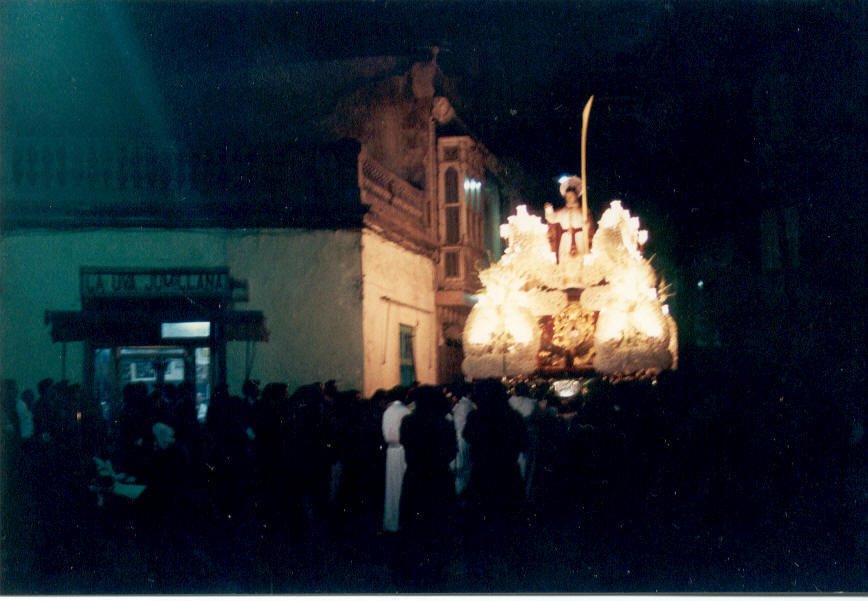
[360,229,437,396]
[0,228,364,395]
[227,229,364,393]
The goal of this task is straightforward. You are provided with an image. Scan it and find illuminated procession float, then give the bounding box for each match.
[462,98,678,381]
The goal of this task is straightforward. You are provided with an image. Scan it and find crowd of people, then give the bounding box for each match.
[1,363,864,593]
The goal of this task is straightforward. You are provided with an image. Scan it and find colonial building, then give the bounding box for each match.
[1,41,521,418]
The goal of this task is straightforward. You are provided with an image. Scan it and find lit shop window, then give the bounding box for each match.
[161,321,210,338]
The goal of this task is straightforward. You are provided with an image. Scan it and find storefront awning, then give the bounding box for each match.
[45,309,268,343]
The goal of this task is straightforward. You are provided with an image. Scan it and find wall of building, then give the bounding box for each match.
[227,229,364,393]
[360,229,437,396]
[0,228,364,395]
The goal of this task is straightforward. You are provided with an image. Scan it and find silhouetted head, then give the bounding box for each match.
[408,385,451,419]
[261,382,289,408]
[472,378,508,413]
[444,381,468,400]
[37,378,54,399]
[289,383,323,410]
[242,379,260,401]
[387,385,408,404]
[370,388,388,409]
[122,382,149,412]
[322,380,339,400]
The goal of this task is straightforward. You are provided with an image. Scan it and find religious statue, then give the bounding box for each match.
[463,96,679,381]
[544,175,592,265]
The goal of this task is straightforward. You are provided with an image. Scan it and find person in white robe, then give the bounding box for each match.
[381,397,411,533]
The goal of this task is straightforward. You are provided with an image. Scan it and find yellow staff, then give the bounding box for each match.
[580,95,593,253]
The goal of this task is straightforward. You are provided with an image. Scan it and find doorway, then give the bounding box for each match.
[93,345,212,426]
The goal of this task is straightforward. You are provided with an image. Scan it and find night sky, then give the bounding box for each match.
[1,0,864,275]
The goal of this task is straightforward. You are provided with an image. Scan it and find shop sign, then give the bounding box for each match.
[81,267,231,299]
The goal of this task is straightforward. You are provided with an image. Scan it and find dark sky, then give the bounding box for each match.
[1,1,864,263]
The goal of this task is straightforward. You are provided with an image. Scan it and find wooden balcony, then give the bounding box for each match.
[1,137,366,229]
[357,147,436,253]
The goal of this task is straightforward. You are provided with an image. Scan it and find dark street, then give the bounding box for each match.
[2,359,864,594]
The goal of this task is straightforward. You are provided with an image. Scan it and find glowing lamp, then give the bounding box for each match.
[464,178,482,191]
[161,321,211,338]
[552,379,582,398]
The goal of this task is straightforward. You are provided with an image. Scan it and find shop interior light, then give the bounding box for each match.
[161,321,211,338]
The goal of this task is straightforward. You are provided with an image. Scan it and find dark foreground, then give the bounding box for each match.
[1,363,865,594]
